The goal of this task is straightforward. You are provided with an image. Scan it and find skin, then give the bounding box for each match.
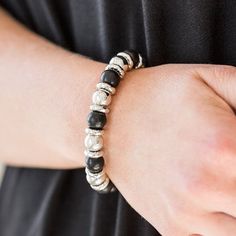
[0,7,105,168]
[1,6,236,236]
[106,64,236,235]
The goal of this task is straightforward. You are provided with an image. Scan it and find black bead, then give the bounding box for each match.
[86,156,104,173]
[124,50,139,68]
[100,70,121,88]
[87,111,107,130]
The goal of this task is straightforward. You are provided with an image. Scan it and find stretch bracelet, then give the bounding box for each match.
[84,50,145,193]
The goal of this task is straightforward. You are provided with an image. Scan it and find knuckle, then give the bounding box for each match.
[204,130,236,164]
[184,130,236,196]
[183,165,212,196]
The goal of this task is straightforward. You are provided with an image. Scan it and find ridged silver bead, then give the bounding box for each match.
[84,134,103,152]
[85,128,104,136]
[84,149,104,158]
[90,176,110,191]
[86,174,106,186]
[92,90,111,106]
[89,104,110,114]
[117,52,134,70]
[96,82,116,95]
[109,56,128,72]
[105,64,125,78]
[85,168,106,186]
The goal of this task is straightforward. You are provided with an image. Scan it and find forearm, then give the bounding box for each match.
[0,8,105,169]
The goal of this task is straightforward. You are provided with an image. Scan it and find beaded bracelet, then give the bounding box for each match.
[84,50,145,193]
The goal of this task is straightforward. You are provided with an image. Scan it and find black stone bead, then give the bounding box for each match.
[124,50,139,68]
[87,111,107,130]
[86,156,104,173]
[100,70,121,88]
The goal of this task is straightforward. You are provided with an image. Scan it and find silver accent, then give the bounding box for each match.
[90,177,110,191]
[86,174,106,186]
[89,104,110,114]
[117,52,134,70]
[92,90,112,106]
[105,64,125,78]
[96,82,116,95]
[85,128,104,136]
[85,168,107,186]
[85,167,105,177]
[84,134,103,152]
[109,56,128,72]
[84,149,104,158]
[135,53,144,69]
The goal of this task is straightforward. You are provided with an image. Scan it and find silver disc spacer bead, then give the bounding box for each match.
[117,52,134,70]
[105,64,125,78]
[85,128,104,136]
[92,90,112,106]
[96,82,116,95]
[86,169,107,186]
[109,56,128,72]
[90,104,110,114]
[135,53,145,69]
[84,134,103,152]
[86,174,107,186]
[90,176,110,191]
[84,149,104,158]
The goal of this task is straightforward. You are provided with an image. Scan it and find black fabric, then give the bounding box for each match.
[0,1,236,236]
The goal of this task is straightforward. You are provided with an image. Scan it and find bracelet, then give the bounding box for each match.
[84,50,145,193]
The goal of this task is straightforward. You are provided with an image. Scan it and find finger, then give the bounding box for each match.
[195,212,236,236]
[194,64,236,110]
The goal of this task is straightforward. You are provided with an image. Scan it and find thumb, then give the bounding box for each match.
[195,64,236,110]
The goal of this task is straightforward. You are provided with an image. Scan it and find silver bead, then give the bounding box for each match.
[86,169,107,186]
[92,90,112,106]
[135,53,145,69]
[90,176,110,191]
[86,174,106,186]
[96,82,116,95]
[90,104,110,114]
[117,52,134,70]
[109,56,128,72]
[84,149,104,158]
[105,64,125,78]
[84,134,103,152]
[85,128,104,136]
[85,168,106,186]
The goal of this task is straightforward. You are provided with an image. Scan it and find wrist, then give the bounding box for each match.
[57,54,106,167]
[83,50,145,193]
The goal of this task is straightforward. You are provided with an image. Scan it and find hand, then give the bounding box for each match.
[105,64,236,235]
